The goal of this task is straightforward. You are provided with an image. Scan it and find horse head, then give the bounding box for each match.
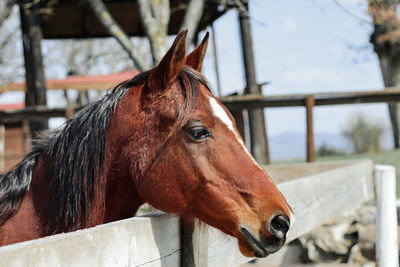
[109,30,293,258]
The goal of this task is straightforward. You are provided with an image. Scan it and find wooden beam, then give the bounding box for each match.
[388,103,400,148]
[0,80,128,93]
[220,88,400,110]
[305,95,315,162]
[230,109,246,140]
[0,106,82,123]
[19,1,48,139]
[1,89,400,124]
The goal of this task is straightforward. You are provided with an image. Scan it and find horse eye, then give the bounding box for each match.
[188,127,211,141]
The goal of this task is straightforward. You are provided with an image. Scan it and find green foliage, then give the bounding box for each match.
[342,113,384,154]
[317,144,346,157]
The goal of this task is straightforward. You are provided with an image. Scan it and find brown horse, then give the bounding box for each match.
[0,30,293,258]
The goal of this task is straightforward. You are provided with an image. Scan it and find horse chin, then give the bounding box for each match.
[238,238,268,258]
[238,226,286,258]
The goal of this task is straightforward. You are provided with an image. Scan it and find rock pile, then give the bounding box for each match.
[295,203,398,265]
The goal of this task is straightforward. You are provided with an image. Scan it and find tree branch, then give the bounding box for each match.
[0,0,16,26]
[87,0,150,71]
[138,0,170,65]
[180,0,205,47]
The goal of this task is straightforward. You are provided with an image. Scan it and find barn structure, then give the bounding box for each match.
[0,103,29,172]
[1,0,270,167]
[0,69,140,172]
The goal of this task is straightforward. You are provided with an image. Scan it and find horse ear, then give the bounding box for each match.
[147,29,187,94]
[186,32,209,72]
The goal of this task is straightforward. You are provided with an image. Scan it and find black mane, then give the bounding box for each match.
[0,67,210,233]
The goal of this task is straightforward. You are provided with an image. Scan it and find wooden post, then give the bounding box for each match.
[231,110,245,140]
[305,95,315,162]
[19,1,48,141]
[388,103,400,148]
[374,165,399,267]
[0,125,4,172]
[211,24,222,97]
[64,106,75,121]
[237,0,270,164]
[181,220,209,267]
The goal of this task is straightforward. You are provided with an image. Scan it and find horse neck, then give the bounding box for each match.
[0,153,53,244]
[101,87,167,222]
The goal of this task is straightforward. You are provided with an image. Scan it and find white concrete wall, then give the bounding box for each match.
[0,160,375,267]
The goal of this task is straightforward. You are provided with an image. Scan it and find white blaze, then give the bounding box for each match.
[209,96,295,226]
[208,97,262,169]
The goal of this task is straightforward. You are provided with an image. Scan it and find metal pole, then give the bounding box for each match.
[19,1,48,141]
[237,0,269,164]
[375,165,399,267]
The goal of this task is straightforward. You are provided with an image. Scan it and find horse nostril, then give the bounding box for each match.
[269,215,290,239]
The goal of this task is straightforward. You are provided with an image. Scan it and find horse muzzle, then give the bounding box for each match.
[239,214,290,257]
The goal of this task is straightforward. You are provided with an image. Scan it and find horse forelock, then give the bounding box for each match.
[137,66,212,177]
[175,66,211,131]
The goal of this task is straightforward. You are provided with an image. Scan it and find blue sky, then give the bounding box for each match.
[0,0,393,144]
[202,0,391,141]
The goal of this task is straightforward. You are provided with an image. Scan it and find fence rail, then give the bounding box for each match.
[2,88,400,162]
[2,88,400,121]
[0,160,380,267]
[222,88,400,162]
[220,87,400,109]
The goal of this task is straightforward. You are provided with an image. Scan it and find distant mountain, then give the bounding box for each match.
[268,131,392,160]
[269,132,347,160]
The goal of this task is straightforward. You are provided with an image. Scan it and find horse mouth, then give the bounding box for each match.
[239,226,285,258]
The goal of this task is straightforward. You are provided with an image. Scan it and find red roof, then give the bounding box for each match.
[0,70,140,92]
[0,103,25,111]
[47,70,140,84]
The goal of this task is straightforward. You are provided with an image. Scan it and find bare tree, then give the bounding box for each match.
[87,0,150,71]
[138,0,170,64]
[180,0,206,48]
[342,112,384,154]
[1,0,213,106]
[369,0,400,148]
[89,0,209,68]
[0,0,16,26]
[42,37,135,105]
[0,5,23,87]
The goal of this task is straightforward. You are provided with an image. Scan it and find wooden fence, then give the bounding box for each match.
[1,160,397,267]
[220,87,400,162]
[1,88,400,162]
